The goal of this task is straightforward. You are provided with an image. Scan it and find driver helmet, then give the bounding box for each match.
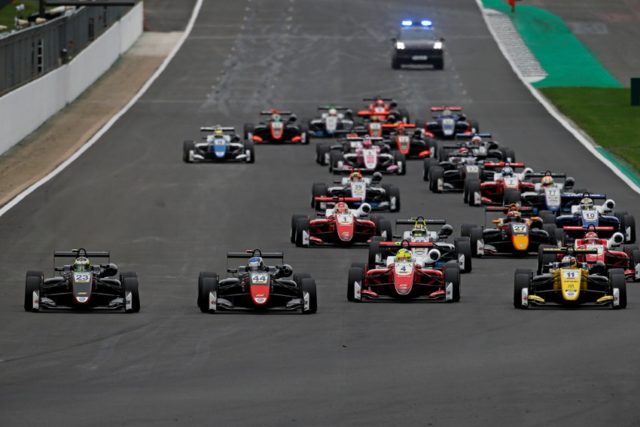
[560,255,577,268]
[507,209,522,221]
[362,136,373,148]
[411,223,427,239]
[213,127,224,136]
[442,109,452,116]
[458,147,470,156]
[73,256,91,272]
[328,107,337,116]
[584,231,598,241]
[501,166,514,176]
[334,201,349,214]
[271,114,281,122]
[374,99,385,107]
[248,256,264,272]
[471,135,482,145]
[541,175,554,187]
[349,171,363,182]
[579,197,594,210]
[396,248,412,263]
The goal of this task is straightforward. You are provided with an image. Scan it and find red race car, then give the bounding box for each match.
[347,246,460,302]
[291,201,392,247]
[466,162,535,206]
[551,228,640,281]
[382,122,435,158]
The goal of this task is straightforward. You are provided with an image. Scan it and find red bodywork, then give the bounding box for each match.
[361,263,447,300]
[306,214,378,246]
[573,235,636,279]
[381,123,428,156]
[478,162,534,205]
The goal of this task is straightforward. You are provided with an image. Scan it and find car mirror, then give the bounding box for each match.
[227,268,238,274]
[439,224,454,237]
[390,37,396,43]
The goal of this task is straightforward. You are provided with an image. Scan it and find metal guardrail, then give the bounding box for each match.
[0,4,131,96]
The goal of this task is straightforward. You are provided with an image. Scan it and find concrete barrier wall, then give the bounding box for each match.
[0,2,144,155]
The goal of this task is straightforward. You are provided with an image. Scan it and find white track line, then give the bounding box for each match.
[474,0,640,195]
[0,0,204,218]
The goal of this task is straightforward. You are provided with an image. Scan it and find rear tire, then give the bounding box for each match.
[543,224,559,246]
[428,166,445,193]
[197,272,217,310]
[311,183,328,208]
[316,143,331,166]
[329,151,344,173]
[501,147,516,162]
[537,244,556,275]
[383,184,401,212]
[243,123,254,140]
[244,140,255,163]
[291,214,307,243]
[122,273,140,313]
[393,151,406,175]
[466,179,481,206]
[377,218,393,241]
[423,158,438,181]
[295,218,310,247]
[469,226,483,258]
[454,237,473,273]
[24,271,43,312]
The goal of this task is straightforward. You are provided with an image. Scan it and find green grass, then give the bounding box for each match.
[541,87,640,173]
[0,1,40,30]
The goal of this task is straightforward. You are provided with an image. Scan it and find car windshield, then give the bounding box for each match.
[398,28,437,41]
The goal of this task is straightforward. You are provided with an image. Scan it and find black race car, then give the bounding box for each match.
[197,249,317,314]
[244,109,309,144]
[308,106,355,138]
[183,126,254,163]
[24,248,140,313]
[311,171,400,212]
[391,19,444,70]
[436,133,515,163]
[384,123,436,159]
[424,106,478,139]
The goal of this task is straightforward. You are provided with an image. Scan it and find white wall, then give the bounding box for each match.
[0,2,144,155]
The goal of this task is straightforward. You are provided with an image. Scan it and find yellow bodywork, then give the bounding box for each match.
[554,268,588,301]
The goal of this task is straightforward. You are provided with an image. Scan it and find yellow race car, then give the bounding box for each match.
[513,247,627,309]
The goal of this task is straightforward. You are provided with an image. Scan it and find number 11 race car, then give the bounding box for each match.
[24,248,140,313]
[197,249,317,314]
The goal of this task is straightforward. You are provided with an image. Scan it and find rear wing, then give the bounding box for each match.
[200,126,236,132]
[54,249,110,258]
[382,122,417,129]
[563,192,607,200]
[357,110,390,117]
[524,171,567,179]
[485,206,533,214]
[363,97,393,102]
[542,247,599,255]
[455,132,491,139]
[431,106,463,112]
[378,240,435,248]
[318,106,348,110]
[483,161,526,170]
[260,110,292,115]
[395,218,447,225]
[227,250,284,260]
[315,196,361,203]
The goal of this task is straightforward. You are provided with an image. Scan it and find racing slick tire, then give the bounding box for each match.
[467,226,484,258]
[423,158,439,181]
[300,278,318,313]
[543,224,560,246]
[503,189,521,205]
[461,224,474,238]
[198,273,219,313]
[609,269,627,309]
[398,108,411,123]
[182,140,195,163]
[454,237,473,273]
[293,272,312,288]
[244,140,255,163]
[24,271,43,312]
[463,176,477,203]
[377,218,393,241]
[347,266,365,302]
[620,213,636,243]
[243,123,254,140]
[311,183,329,208]
[368,238,383,269]
[466,179,481,206]
[299,124,310,145]
[537,244,556,275]
[329,151,344,173]
[291,214,307,243]
[501,147,516,162]
[391,55,400,70]
[539,210,556,226]
[513,269,532,309]
[316,143,331,165]
[428,166,445,193]
[295,218,310,247]
[382,184,401,212]
[433,58,444,70]
[121,273,140,313]
[443,261,460,302]
[631,249,640,282]
[392,151,407,175]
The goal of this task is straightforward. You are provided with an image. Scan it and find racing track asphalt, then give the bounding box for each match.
[1,1,640,426]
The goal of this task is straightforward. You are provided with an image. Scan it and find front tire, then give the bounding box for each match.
[513,269,532,309]
[182,140,195,163]
[443,261,460,302]
[454,237,473,273]
[24,271,43,312]
[244,140,255,163]
[122,273,141,313]
[609,269,627,309]
[347,266,365,302]
[198,273,219,313]
[300,278,318,313]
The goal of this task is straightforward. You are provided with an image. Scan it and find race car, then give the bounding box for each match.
[347,248,460,302]
[183,126,255,163]
[311,171,400,212]
[542,228,640,281]
[291,201,392,247]
[367,217,473,273]
[555,196,636,243]
[436,133,515,163]
[356,96,410,124]
[329,136,406,175]
[425,157,517,195]
[315,132,373,166]
[244,109,308,144]
[465,163,535,206]
[391,19,445,70]
[383,122,435,158]
[24,248,140,313]
[461,205,562,257]
[514,248,627,309]
[519,172,583,216]
[308,105,354,138]
[424,106,478,139]
[197,249,317,314]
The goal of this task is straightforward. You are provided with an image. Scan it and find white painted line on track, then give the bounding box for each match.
[475,0,640,195]
[0,0,205,218]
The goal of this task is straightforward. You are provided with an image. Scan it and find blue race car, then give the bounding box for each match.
[183,126,255,163]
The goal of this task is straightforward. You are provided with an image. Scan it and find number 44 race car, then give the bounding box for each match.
[24,248,140,313]
[197,249,317,314]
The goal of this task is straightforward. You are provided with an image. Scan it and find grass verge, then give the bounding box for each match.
[540,87,640,174]
[0,1,40,30]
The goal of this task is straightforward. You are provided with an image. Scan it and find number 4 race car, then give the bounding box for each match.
[197,249,317,314]
[183,126,255,163]
[514,247,627,309]
[24,248,140,313]
[291,202,392,247]
[244,109,309,144]
[347,249,461,303]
